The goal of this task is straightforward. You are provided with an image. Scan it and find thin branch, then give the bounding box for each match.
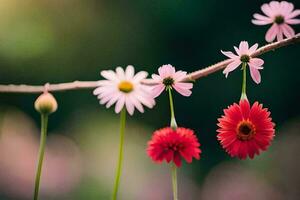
[0,33,299,93]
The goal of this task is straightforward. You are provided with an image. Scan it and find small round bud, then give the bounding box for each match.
[34,92,58,114]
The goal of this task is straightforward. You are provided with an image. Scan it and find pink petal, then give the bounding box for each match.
[173,71,187,81]
[234,46,241,56]
[165,65,176,76]
[158,66,167,78]
[174,82,193,90]
[280,1,294,15]
[249,58,264,69]
[265,24,278,42]
[172,85,192,96]
[270,1,280,11]
[239,41,249,54]
[249,67,261,84]
[221,50,238,59]
[152,84,165,98]
[253,13,272,21]
[276,26,284,41]
[261,3,273,17]
[249,43,258,55]
[281,24,295,38]
[286,19,300,24]
[252,19,273,25]
[286,9,300,19]
[223,60,242,77]
[151,74,162,81]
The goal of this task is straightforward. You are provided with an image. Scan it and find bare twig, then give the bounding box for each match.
[0,33,299,93]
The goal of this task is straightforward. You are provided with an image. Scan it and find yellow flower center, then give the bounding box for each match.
[118,81,134,93]
[236,120,256,141]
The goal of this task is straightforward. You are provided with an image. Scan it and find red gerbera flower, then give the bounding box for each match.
[217,99,275,159]
[147,127,201,167]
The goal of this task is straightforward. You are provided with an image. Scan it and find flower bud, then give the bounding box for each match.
[34,92,58,114]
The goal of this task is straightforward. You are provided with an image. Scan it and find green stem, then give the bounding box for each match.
[168,88,177,129]
[112,108,126,200]
[240,62,248,100]
[33,114,48,200]
[171,164,178,200]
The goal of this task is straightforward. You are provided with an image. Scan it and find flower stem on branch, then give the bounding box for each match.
[112,108,126,200]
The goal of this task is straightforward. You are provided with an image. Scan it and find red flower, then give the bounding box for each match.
[217,99,275,159]
[147,127,201,167]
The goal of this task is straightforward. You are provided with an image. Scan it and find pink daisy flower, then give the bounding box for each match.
[221,41,264,84]
[151,64,193,97]
[252,1,300,42]
[93,65,155,115]
[217,99,275,159]
[147,127,201,167]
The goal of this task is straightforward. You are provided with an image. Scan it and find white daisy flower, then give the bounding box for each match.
[93,65,156,115]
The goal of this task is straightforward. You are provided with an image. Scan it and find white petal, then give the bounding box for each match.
[116,67,125,80]
[125,65,135,79]
[133,71,148,83]
[115,96,125,113]
[101,70,119,82]
[128,95,144,113]
[125,97,135,115]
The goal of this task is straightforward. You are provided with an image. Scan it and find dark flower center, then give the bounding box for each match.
[163,77,174,87]
[274,15,284,24]
[237,120,256,141]
[240,54,250,63]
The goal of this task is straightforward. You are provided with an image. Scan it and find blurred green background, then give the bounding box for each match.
[0,0,299,199]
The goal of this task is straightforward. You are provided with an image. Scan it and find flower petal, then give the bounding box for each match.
[173,85,192,96]
[239,41,249,54]
[286,19,300,24]
[265,24,278,42]
[221,50,238,59]
[281,24,295,38]
[151,84,165,98]
[115,95,125,113]
[223,60,242,77]
[249,43,258,55]
[125,65,135,79]
[125,97,135,115]
[286,9,300,19]
[249,67,261,84]
[249,58,264,69]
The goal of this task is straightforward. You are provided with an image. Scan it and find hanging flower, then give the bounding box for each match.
[93,65,155,115]
[252,1,300,42]
[151,64,193,97]
[147,127,201,167]
[221,41,264,84]
[217,99,275,159]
